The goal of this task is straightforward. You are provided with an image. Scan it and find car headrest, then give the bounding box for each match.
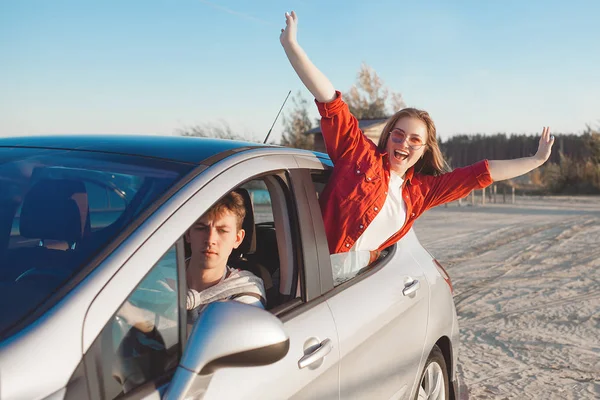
[20,179,89,243]
[232,188,256,256]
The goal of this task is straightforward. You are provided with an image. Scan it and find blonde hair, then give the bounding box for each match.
[377,108,449,176]
[204,191,246,231]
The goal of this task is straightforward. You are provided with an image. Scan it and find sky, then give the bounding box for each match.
[1,0,599,143]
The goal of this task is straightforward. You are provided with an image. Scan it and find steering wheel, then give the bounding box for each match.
[14,267,68,283]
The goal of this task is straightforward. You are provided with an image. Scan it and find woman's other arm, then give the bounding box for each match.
[489,127,555,181]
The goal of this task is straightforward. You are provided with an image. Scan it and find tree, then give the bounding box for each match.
[176,120,259,142]
[280,92,314,150]
[344,63,406,119]
[583,124,600,164]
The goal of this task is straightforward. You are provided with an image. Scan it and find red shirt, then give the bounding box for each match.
[316,91,493,254]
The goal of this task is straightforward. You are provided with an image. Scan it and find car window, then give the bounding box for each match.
[85,182,110,211]
[310,170,376,286]
[94,245,180,399]
[310,170,329,200]
[179,174,298,322]
[84,182,124,229]
[0,147,192,340]
[241,180,274,224]
[329,250,373,285]
[237,175,300,310]
[108,186,127,211]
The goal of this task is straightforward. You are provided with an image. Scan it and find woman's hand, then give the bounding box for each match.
[534,126,555,164]
[279,10,336,102]
[280,11,298,48]
[489,126,555,181]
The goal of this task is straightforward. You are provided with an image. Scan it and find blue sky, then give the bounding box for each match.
[1,0,599,142]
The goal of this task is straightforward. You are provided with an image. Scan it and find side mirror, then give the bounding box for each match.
[163,301,289,400]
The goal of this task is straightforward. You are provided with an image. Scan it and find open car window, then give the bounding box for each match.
[309,169,383,287]
[237,175,300,311]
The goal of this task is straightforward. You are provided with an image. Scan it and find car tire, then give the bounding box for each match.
[415,345,449,400]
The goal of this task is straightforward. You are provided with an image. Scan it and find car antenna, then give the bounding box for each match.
[263,90,291,144]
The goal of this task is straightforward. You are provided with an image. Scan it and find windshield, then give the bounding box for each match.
[0,147,194,338]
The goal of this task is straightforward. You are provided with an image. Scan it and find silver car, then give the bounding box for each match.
[0,135,460,400]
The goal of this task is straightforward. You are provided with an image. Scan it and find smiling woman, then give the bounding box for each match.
[279,10,555,276]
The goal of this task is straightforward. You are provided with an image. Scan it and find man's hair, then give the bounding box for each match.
[204,191,246,231]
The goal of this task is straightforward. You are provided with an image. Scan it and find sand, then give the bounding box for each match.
[413,196,600,399]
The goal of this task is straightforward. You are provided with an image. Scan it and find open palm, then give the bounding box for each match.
[535,126,554,163]
[280,11,298,47]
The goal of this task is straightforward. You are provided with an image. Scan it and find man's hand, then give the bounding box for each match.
[118,301,155,333]
[280,11,298,48]
[534,126,554,164]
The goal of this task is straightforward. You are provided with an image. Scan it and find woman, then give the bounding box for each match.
[280,11,554,280]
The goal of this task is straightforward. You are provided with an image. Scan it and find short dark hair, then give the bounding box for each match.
[204,191,246,231]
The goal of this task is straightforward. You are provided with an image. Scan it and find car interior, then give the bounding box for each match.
[0,178,91,284]
[0,154,189,342]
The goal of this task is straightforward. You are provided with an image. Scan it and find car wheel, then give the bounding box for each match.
[415,345,449,400]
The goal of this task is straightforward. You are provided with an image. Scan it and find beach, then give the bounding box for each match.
[413,196,600,399]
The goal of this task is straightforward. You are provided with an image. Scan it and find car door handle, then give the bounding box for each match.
[298,338,333,369]
[402,279,420,296]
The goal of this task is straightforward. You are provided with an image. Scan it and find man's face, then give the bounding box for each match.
[186,210,245,272]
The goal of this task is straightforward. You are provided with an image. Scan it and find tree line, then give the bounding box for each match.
[440,131,600,168]
[441,129,600,194]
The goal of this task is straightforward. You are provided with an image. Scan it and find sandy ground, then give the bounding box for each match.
[413,196,600,400]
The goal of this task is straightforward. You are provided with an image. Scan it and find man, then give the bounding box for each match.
[112,191,265,391]
[118,190,266,330]
[185,190,266,321]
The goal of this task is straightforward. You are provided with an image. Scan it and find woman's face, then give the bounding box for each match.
[385,117,428,177]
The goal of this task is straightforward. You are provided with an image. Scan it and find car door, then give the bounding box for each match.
[325,240,430,399]
[199,155,340,400]
[295,154,431,400]
[82,150,340,400]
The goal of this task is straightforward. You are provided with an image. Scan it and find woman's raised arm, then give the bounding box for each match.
[280,11,336,103]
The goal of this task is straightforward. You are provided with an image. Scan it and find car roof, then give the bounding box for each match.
[0,134,286,164]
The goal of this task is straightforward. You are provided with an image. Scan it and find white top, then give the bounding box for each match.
[352,171,406,251]
[330,172,406,285]
[186,263,266,323]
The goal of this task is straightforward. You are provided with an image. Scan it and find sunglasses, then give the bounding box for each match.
[389,129,427,150]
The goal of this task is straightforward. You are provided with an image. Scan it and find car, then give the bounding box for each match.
[0,135,460,400]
